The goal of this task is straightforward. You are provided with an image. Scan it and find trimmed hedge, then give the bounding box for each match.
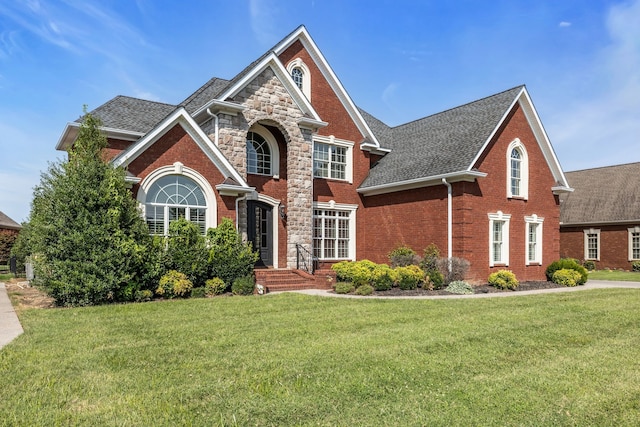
[488,270,519,290]
[546,258,587,285]
[552,269,582,287]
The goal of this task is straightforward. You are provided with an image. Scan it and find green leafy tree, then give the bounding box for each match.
[165,218,209,287]
[0,231,18,265]
[17,110,151,306]
[207,218,258,286]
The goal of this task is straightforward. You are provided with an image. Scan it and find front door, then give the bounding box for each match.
[247,201,273,267]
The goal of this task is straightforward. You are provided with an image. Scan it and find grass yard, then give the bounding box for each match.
[1,291,640,426]
[589,269,640,282]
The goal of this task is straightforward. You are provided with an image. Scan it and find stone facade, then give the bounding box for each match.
[211,68,314,268]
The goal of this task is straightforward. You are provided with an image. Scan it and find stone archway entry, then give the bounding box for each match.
[247,200,273,267]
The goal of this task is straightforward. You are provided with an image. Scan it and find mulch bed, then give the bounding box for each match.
[370,281,563,297]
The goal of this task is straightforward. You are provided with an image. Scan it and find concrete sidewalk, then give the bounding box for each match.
[289,279,640,299]
[0,282,24,350]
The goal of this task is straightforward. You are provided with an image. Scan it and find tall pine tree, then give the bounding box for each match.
[21,110,151,305]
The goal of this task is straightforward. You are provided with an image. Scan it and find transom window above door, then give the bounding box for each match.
[145,175,207,235]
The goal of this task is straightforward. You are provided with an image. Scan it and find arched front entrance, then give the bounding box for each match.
[247,200,274,267]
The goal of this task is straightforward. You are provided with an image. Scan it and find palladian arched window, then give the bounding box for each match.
[145,175,207,235]
[247,131,272,175]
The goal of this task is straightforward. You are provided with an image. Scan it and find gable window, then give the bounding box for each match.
[628,227,640,261]
[145,174,207,235]
[286,58,311,100]
[584,228,600,261]
[247,131,271,175]
[313,202,357,260]
[506,139,529,199]
[488,211,511,266]
[313,135,353,182]
[525,215,544,265]
[291,67,303,89]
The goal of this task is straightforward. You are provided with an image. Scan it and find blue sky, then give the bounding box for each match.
[1,0,639,223]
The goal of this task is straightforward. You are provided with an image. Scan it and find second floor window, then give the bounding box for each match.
[314,142,346,180]
[510,148,522,196]
[247,131,271,175]
[291,67,303,90]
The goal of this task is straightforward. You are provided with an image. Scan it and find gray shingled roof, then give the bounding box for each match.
[181,77,231,114]
[81,96,177,134]
[0,211,21,230]
[560,162,640,225]
[359,86,523,189]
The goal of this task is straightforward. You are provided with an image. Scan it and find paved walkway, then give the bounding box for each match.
[0,282,24,350]
[289,280,640,299]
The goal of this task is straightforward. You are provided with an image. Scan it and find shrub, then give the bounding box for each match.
[546,258,587,285]
[190,287,206,298]
[420,244,440,272]
[371,264,397,291]
[204,277,227,296]
[334,282,354,294]
[632,261,640,272]
[331,260,377,287]
[445,280,474,295]
[437,257,470,285]
[354,284,374,296]
[134,289,153,302]
[207,218,259,287]
[165,219,209,287]
[488,270,519,290]
[388,245,420,267]
[425,269,445,290]
[231,275,255,295]
[583,260,596,271]
[156,270,193,298]
[552,269,582,287]
[395,265,424,290]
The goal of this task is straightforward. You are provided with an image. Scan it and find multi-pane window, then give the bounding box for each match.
[314,142,346,180]
[291,67,303,89]
[525,215,544,265]
[247,132,271,175]
[492,221,505,263]
[631,231,640,260]
[313,209,351,259]
[510,148,522,196]
[585,230,600,260]
[145,175,206,235]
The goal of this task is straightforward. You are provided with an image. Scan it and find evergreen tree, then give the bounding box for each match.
[19,110,151,305]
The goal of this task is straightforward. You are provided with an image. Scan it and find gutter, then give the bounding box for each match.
[206,108,219,146]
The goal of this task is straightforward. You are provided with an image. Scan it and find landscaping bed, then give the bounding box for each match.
[367,280,564,296]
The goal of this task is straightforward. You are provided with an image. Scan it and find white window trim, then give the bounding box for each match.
[584,228,601,261]
[488,211,511,267]
[628,226,640,261]
[137,162,217,234]
[506,139,529,200]
[313,200,358,261]
[247,124,280,178]
[286,58,311,100]
[524,214,544,265]
[313,135,354,183]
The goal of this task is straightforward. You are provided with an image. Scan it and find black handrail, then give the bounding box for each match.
[296,243,316,274]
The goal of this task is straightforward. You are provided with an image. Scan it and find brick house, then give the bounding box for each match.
[560,162,640,270]
[56,25,571,285]
[0,211,21,264]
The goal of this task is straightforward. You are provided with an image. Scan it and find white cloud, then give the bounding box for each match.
[558,21,572,28]
[382,82,399,105]
[249,0,281,46]
[550,0,640,171]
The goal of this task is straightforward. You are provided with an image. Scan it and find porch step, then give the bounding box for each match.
[254,269,336,293]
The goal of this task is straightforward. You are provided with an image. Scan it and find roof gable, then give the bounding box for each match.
[561,162,640,225]
[358,86,571,195]
[0,211,21,230]
[111,107,249,189]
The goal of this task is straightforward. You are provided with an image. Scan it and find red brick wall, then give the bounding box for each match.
[126,124,236,224]
[104,139,132,161]
[560,225,640,270]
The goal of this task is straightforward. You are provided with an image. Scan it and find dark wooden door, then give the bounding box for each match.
[247,201,273,267]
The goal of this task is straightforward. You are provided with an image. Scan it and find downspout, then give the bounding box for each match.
[442,178,452,273]
[206,108,219,147]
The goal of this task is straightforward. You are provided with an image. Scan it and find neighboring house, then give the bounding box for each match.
[0,211,21,264]
[560,162,640,270]
[56,25,571,284]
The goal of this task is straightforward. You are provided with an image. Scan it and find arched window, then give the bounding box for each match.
[246,131,272,175]
[510,148,522,196]
[145,175,207,235]
[506,139,529,199]
[291,67,303,90]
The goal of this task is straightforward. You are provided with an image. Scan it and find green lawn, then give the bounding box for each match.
[2,291,640,426]
[589,269,640,281]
